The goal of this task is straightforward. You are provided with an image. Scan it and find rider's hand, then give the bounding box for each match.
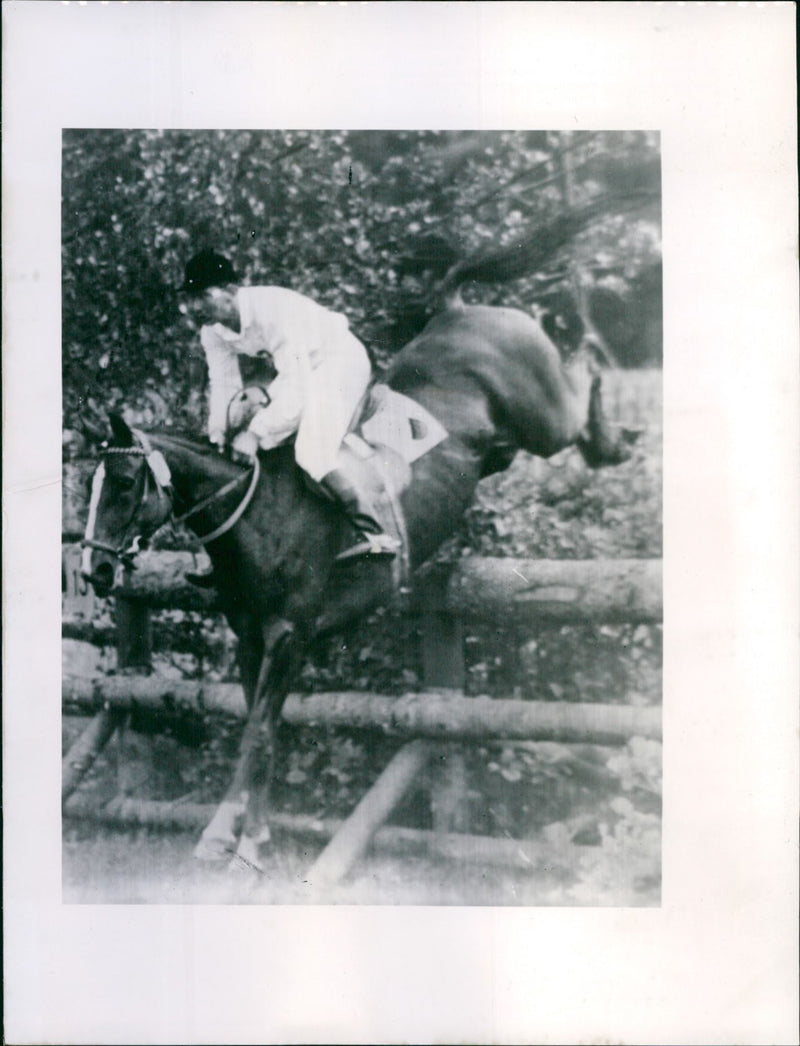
[230,430,260,464]
[226,386,270,434]
[209,428,227,451]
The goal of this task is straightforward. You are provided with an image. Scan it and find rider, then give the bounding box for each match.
[180,250,399,575]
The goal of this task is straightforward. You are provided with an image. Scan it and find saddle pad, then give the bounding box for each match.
[357,385,448,465]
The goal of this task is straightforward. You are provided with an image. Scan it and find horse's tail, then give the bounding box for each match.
[435,188,659,309]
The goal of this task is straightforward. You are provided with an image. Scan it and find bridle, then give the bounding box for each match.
[80,432,260,568]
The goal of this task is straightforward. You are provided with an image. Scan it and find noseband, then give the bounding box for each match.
[80,435,260,568]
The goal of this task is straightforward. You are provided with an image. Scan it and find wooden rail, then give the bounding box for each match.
[64,677,661,744]
[63,795,592,874]
[62,545,662,624]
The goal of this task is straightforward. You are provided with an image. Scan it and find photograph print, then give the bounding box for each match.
[62,129,663,905]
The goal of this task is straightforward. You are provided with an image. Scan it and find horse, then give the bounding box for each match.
[80,297,637,871]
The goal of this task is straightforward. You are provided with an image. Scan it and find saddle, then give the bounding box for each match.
[227,382,448,590]
[356,383,448,466]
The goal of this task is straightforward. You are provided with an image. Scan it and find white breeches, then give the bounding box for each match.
[294,336,371,481]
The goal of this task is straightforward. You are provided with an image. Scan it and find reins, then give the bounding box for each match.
[174,454,260,544]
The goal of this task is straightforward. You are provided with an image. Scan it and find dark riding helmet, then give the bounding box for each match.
[182,249,237,296]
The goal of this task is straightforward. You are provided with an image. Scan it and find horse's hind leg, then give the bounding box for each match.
[194,618,293,863]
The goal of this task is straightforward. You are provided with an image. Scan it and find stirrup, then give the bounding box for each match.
[186,568,218,589]
[335,533,400,562]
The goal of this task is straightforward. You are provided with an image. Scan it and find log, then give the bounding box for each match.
[62,795,586,873]
[65,795,217,832]
[62,617,221,655]
[438,557,662,624]
[62,545,662,624]
[62,547,217,612]
[64,673,246,718]
[418,571,465,687]
[62,618,220,655]
[117,552,216,611]
[63,676,661,743]
[307,740,433,888]
[62,617,116,646]
[418,572,471,834]
[62,707,123,801]
[289,691,661,744]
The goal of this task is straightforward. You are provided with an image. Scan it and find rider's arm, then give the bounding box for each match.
[246,345,307,450]
[201,325,242,446]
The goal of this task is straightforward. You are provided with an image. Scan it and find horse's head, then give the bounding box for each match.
[80,413,173,595]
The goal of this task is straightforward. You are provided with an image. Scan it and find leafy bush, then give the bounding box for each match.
[62,129,661,434]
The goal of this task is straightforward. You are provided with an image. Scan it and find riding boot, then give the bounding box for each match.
[320,467,400,561]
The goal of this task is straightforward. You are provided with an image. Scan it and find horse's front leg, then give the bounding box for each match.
[194,618,293,863]
[233,628,306,873]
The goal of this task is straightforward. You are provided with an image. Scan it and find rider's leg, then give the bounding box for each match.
[318,461,399,560]
[295,341,398,560]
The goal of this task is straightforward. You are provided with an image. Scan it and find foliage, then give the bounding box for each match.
[62,129,661,434]
[458,422,662,563]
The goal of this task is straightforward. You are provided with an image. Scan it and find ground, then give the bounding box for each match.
[62,823,660,907]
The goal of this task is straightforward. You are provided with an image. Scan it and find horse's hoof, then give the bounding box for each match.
[195,799,247,862]
[194,834,238,864]
[230,832,267,876]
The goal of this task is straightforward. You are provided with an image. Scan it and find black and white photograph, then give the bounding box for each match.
[61,128,663,906]
[4,3,797,1044]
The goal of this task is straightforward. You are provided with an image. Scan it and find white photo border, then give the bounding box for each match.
[3,3,798,1044]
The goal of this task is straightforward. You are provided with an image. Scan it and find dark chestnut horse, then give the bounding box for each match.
[81,298,636,870]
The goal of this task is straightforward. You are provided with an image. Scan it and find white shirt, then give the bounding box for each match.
[201,286,353,449]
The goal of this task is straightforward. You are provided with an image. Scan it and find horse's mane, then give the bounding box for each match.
[142,428,296,474]
[144,429,223,456]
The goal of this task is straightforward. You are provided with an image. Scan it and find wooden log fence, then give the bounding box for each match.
[64,677,661,745]
[62,546,662,885]
[62,707,126,802]
[62,547,662,624]
[307,739,434,888]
